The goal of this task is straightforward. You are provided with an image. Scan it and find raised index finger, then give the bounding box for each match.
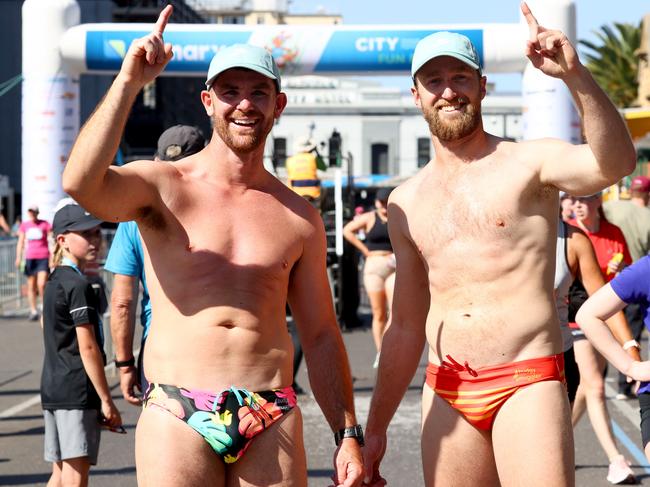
[520,1,539,39]
[154,4,173,36]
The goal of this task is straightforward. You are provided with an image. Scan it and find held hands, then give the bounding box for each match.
[521,2,580,79]
[331,439,364,487]
[119,5,174,87]
[362,433,387,486]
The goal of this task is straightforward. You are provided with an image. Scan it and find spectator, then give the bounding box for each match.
[41,204,122,486]
[15,205,51,321]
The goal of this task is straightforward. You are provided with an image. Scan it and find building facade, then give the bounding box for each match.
[270,76,523,182]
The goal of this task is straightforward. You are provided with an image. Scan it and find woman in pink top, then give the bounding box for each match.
[15,206,52,320]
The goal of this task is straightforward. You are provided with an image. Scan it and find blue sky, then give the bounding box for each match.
[290,0,648,92]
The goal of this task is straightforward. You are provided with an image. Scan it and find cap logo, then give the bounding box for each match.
[165,145,182,159]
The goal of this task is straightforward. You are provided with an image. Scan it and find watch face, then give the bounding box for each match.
[335,425,364,446]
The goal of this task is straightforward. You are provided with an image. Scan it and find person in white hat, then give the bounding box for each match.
[61,5,362,487]
[363,3,639,486]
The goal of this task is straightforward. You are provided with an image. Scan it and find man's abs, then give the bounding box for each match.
[144,306,295,392]
[425,285,561,367]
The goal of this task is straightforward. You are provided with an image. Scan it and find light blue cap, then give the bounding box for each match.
[411,32,481,78]
[205,44,281,91]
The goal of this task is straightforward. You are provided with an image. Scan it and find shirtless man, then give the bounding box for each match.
[62,6,363,487]
[362,4,636,486]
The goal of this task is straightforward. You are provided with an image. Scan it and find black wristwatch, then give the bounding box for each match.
[334,425,364,446]
[114,357,135,369]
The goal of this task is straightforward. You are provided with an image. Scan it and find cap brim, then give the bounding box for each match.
[66,218,103,232]
[412,52,480,78]
[206,63,278,89]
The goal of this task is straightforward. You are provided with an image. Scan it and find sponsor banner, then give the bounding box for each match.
[84,28,484,75]
[315,29,484,73]
[86,31,251,72]
[21,75,79,221]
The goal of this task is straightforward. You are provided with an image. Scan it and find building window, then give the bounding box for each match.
[223,15,245,24]
[273,137,287,168]
[371,143,389,174]
[417,138,430,167]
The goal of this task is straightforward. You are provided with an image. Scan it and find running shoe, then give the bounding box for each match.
[28,311,39,321]
[607,455,637,484]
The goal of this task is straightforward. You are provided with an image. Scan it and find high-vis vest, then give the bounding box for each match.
[286,152,321,199]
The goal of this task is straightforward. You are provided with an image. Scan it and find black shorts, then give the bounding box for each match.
[24,258,49,277]
[563,347,580,404]
[639,393,650,448]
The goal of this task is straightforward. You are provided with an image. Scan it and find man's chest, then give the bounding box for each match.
[144,192,307,275]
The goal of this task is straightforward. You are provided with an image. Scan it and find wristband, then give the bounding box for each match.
[114,357,136,368]
[623,340,640,351]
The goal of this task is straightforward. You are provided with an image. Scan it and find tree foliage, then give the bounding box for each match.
[579,22,642,108]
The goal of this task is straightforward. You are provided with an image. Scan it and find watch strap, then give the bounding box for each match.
[334,425,364,446]
[623,340,641,351]
[114,357,136,368]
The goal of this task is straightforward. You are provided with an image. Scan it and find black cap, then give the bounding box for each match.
[375,187,393,202]
[155,125,206,161]
[53,205,103,236]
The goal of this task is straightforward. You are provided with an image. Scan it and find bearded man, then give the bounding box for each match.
[361,4,636,486]
[62,6,363,487]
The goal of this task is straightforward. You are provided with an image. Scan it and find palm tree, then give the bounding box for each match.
[579,22,642,108]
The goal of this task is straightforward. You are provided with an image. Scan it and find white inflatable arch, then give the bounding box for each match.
[22,0,578,219]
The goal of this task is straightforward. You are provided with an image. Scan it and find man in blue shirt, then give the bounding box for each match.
[106,124,205,405]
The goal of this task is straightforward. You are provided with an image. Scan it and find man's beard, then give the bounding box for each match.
[212,111,274,154]
[423,100,481,141]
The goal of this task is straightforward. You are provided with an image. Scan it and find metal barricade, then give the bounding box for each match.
[0,238,26,315]
[0,230,117,317]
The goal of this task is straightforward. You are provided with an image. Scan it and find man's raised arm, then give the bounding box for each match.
[519,2,636,195]
[63,6,174,222]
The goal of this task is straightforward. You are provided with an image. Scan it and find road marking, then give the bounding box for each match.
[612,422,650,473]
[0,393,40,419]
[0,347,140,419]
[0,370,31,388]
[605,381,650,473]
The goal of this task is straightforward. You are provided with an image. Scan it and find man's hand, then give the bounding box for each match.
[362,433,387,486]
[521,1,580,79]
[625,361,650,382]
[331,439,364,487]
[118,5,174,87]
[119,366,142,406]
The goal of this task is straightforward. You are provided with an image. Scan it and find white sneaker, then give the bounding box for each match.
[607,455,636,484]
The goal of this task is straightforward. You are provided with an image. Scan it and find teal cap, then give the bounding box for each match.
[205,44,281,91]
[411,32,481,79]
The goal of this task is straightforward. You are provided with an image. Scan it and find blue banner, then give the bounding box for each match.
[315,29,484,72]
[85,28,484,74]
[86,31,252,71]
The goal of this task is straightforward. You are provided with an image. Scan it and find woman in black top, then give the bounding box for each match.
[343,188,395,367]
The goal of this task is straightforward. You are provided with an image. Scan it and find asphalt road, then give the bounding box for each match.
[1,313,649,486]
